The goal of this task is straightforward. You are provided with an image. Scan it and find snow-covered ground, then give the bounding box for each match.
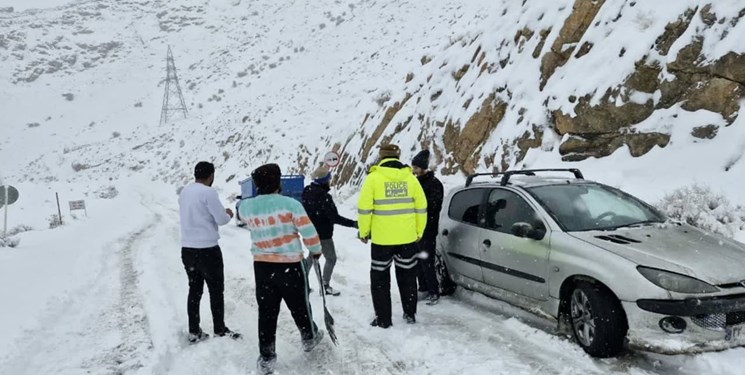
[0,179,743,375]
[1,0,745,373]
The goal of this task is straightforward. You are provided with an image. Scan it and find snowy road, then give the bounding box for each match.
[1,190,743,374]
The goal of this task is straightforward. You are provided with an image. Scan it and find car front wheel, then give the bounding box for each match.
[569,282,627,358]
[434,250,456,296]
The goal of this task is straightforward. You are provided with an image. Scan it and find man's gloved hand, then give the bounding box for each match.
[312,252,322,259]
[353,221,358,229]
[357,231,368,244]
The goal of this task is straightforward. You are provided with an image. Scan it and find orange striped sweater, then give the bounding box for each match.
[238,194,322,263]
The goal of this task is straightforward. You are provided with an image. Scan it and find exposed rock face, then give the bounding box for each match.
[691,125,719,139]
[681,78,742,122]
[711,52,745,85]
[443,94,507,174]
[540,0,606,89]
[360,94,412,163]
[559,133,670,161]
[554,94,654,135]
[331,2,745,185]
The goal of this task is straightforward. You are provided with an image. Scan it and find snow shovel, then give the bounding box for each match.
[313,258,338,346]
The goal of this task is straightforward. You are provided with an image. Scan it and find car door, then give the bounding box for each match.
[439,187,487,283]
[478,188,551,300]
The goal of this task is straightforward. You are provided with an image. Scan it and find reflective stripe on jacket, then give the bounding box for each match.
[357,158,427,245]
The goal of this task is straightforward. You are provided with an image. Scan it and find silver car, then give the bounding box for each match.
[435,169,745,357]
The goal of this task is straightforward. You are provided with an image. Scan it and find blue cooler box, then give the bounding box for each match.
[239,175,305,202]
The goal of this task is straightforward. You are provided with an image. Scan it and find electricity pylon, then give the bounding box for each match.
[159,46,188,125]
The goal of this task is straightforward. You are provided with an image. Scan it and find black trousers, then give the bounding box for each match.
[181,246,226,335]
[254,261,318,359]
[370,242,419,325]
[417,237,440,296]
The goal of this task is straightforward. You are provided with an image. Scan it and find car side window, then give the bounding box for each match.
[485,189,540,235]
[448,188,485,226]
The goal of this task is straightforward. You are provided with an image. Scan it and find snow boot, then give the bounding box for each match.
[256,355,277,375]
[302,330,324,352]
[188,330,209,343]
[426,294,440,306]
[215,327,242,340]
[324,285,341,296]
[403,313,416,324]
[370,317,392,329]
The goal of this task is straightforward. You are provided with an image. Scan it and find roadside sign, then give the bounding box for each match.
[69,200,86,210]
[0,185,19,207]
[323,151,340,168]
[69,199,87,217]
[1,185,19,237]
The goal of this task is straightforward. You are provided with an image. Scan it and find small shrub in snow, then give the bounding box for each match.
[96,185,119,199]
[112,131,121,138]
[71,162,89,172]
[48,214,63,229]
[375,91,391,107]
[656,184,745,238]
[0,236,20,248]
[7,225,32,236]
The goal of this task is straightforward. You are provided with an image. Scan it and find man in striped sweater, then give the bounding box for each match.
[238,163,324,375]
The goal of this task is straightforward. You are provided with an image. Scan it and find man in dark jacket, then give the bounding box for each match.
[302,165,357,296]
[411,150,444,305]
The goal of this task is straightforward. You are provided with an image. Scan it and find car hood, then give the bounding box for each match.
[568,222,745,285]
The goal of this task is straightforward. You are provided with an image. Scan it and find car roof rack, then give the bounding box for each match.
[465,168,584,187]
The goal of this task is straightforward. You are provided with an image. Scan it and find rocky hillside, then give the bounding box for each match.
[1,0,743,201]
[333,0,745,187]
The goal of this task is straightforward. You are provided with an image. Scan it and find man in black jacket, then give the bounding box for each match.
[302,165,357,296]
[411,150,444,305]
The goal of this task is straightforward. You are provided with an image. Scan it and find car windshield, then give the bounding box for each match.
[526,183,666,232]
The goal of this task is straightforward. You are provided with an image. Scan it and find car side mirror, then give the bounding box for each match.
[511,222,545,241]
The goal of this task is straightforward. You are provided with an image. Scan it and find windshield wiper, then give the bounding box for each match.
[600,219,665,231]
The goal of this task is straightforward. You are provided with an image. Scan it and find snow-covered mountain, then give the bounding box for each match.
[2,1,745,374]
[2,0,744,203]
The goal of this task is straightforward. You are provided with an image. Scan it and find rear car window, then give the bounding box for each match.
[448,188,484,226]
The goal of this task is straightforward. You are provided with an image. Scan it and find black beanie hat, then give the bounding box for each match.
[411,150,430,169]
[251,163,282,195]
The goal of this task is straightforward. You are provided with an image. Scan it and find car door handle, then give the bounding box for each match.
[442,229,449,236]
[482,239,491,247]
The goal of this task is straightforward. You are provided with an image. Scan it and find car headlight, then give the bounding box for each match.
[637,266,718,294]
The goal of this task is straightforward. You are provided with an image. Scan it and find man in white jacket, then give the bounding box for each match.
[179,161,240,343]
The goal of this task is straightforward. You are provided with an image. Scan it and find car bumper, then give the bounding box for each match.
[624,295,745,354]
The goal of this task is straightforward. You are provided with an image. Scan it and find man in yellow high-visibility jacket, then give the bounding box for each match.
[357,143,427,328]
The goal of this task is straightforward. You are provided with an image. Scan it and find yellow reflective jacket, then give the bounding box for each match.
[357,158,427,245]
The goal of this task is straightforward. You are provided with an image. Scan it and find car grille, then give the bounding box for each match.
[728,311,745,325]
[691,312,745,330]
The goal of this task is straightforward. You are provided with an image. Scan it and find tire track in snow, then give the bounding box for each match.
[139,199,687,375]
[0,211,159,375]
[98,215,159,374]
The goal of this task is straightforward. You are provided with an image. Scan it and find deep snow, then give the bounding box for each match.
[2,0,745,373]
[0,179,744,374]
